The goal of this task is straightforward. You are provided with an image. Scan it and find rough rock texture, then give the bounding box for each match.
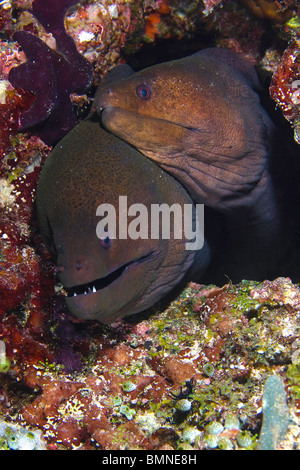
[1,279,300,449]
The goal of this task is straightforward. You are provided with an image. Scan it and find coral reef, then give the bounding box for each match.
[0,279,299,449]
[0,0,300,451]
[269,39,300,145]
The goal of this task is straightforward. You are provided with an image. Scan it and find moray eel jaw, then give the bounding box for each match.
[65,254,152,298]
[54,230,195,324]
[61,250,161,323]
[47,215,196,324]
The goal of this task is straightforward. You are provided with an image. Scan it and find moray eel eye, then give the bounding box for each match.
[100,234,112,249]
[136,83,152,100]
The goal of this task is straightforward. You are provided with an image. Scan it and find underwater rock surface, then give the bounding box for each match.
[270,39,300,145]
[0,278,300,449]
[258,374,290,450]
[0,0,300,450]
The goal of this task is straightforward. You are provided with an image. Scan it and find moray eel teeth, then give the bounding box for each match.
[65,251,155,298]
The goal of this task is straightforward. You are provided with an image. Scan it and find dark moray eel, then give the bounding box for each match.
[95,48,286,281]
[36,120,210,323]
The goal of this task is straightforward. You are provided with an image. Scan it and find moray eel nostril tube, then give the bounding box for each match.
[36,120,210,323]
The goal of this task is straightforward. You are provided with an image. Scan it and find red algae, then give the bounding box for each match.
[270,39,300,144]
[0,128,52,321]
[0,90,34,160]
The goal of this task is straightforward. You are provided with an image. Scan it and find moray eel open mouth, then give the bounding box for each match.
[64,251,155,298]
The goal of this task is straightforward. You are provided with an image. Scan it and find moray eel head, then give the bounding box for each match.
[95,49,273,211]
[36,121,208,323]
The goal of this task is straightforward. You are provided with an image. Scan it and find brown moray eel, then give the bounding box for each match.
[95,48,274,211]
[36,120,210,323]
[95,48,285,280]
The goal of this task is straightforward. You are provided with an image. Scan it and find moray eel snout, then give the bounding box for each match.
[36,120,209,323]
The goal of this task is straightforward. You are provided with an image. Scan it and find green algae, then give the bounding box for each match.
[217,436,234,450]
[202,363,214,377]
[286,15,300,31]
[227,280,261,315]
[287,363,300,398]
[122,380,137,392]
[237,430,253,448]
[0,420,46,450]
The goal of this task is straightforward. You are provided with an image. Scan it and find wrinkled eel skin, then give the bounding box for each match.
[36,120,210,323]
[95,47,285,281]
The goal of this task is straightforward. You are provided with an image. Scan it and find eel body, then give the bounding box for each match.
[95,48,284,281]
